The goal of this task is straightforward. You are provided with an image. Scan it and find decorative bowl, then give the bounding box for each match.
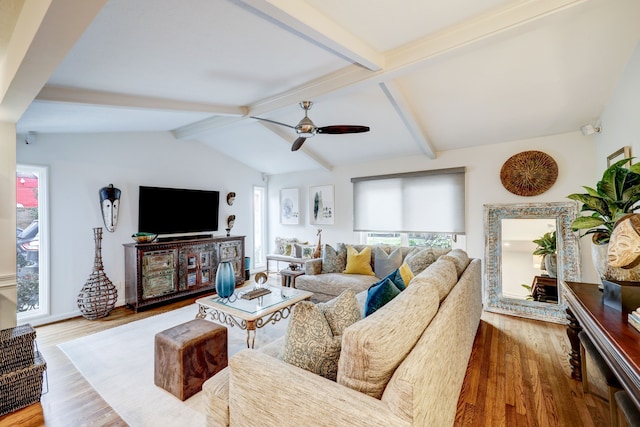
[131,232,158,243]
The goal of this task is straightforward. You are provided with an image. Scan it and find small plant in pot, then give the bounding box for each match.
[533,231,557,278]
[567,158,640,281]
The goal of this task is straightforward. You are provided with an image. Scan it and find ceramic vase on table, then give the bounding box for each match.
[216,261,236,298]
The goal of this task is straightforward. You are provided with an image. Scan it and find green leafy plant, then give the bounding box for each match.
[532,231,556,255]
[567,158,640,244]
[520,283,533,301]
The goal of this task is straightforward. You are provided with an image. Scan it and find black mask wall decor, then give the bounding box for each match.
[99,184,121,232]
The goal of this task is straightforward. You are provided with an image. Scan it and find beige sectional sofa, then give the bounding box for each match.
[296,244,450,302]
[202,249,482,426]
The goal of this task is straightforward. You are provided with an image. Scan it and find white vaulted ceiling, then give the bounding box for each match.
[4,0,640,174]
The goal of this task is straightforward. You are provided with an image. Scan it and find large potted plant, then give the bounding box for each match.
[533,231,557,277]
[567,158,640,281]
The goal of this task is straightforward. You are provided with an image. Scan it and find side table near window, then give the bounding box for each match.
[280,269,305,288]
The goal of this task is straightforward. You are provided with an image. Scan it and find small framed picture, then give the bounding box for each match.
[607,146,632,167]
[309,185,334,225]
[280,188,300,225]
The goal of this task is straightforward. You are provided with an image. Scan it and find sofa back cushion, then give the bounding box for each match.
[410,257,458,302]
[337,281,439,399]
[440,249,471,277]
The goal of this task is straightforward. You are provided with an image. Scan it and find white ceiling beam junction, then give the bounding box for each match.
[248,0,592,118]
[238,0,384,71]
[379,81,436,159]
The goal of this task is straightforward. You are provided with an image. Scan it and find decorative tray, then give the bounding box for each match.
[241,288,272,300]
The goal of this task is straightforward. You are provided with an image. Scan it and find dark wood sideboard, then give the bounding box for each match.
[124,235,245,311]
[563,281,640,410]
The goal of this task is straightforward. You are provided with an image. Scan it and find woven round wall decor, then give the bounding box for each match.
[500,151,558,196]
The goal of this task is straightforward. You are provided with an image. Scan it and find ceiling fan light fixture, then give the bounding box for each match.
[295,116,317,137]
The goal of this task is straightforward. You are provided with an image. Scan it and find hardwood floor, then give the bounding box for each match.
[2,299,609,426]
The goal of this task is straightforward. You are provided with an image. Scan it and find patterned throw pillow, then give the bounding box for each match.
[343,246,375,275]
[364,277,402,316]
[404,247,437,275]
[318,289,361,335]
[281,290,360,381]
[322,243,347,273]
[374,246,402,278]
[281,302,342,380]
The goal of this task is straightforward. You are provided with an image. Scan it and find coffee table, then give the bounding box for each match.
[195,285,312,349]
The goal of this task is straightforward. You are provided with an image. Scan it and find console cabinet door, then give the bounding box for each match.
[140,249,178,299]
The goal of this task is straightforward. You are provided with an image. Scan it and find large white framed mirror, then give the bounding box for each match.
[484,202,581,323]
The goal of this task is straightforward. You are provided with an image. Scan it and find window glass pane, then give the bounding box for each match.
[366,232,401,245]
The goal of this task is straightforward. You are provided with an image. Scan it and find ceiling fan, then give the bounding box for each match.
[251,101,370,151]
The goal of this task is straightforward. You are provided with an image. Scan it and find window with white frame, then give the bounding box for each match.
[352,168,465,248]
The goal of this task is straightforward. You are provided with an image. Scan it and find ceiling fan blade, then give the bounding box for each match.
[291,137,307,151]
[250,116,295,129]
[317,125,370,134]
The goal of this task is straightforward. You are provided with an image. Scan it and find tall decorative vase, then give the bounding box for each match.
[77,227,117,319]
[216,261,236,298]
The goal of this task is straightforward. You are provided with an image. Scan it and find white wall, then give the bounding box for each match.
[0,122,17,329]
[597,41,640,174]
[16,131,265,325]
[268,131,599,283]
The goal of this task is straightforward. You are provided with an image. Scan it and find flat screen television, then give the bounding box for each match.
[138,186,219,235]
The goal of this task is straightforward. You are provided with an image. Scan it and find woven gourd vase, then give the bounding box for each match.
[77,227,117,319]
[215,261,236,298]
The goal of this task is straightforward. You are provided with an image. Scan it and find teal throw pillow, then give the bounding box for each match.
[364,278,402,317]
[383,268,407,291]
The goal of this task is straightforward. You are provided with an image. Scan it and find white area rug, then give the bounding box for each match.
[58,303,288,427]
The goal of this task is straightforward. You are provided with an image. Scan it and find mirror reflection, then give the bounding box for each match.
[484,202,581,324]
[501,218,557,304]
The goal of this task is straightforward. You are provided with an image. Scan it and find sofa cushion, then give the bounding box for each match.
[337,282,440,399]
[344,246,375,276]
[202,366,230,426]
[410,257,458,302]
[296,273,380,303]
[281,301,342,381]
[364,278,402,316]
[374,246,403,278]
[440,249,471,277]
[322,243,347,273]
[399,261,414,286]
[404,247,437,275]
[318,289,362,336]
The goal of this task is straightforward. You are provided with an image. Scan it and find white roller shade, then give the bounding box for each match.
[352,168,465,234]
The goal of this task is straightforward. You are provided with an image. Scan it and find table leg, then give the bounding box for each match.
[566,307,583,381]
[196,304,207,319]
[246,320,257,349]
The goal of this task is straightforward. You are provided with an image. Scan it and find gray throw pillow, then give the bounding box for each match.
[374,246,402,278]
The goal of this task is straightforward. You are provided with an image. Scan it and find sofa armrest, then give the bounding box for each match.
[304,258,322,275]
[228,350,409,427]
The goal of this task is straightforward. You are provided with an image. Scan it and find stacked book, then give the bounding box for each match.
[628,308,640,333]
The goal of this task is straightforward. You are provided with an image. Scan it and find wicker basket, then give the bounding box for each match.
[0,325,35,375]
[0,351,46,416]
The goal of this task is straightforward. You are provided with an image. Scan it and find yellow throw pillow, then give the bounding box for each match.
[343,246,375,275]
[399,261,414,285]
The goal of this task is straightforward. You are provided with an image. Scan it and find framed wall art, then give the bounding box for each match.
[309,185,334,225]
[280,188,300,225]
[607,146,632,167]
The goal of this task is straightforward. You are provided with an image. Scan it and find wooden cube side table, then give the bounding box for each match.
[154,319,227,401]
[280,269,305,288]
